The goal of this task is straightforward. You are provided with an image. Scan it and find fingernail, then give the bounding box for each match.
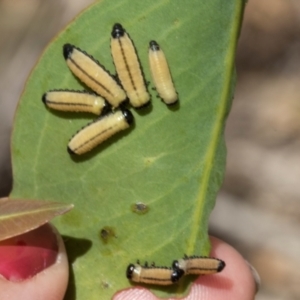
[0,224,59,282]
[245,260,261,294]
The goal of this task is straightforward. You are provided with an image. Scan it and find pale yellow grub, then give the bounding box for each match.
[63,44,126,108]
[173,256,225,275]
[68,109,133,155]
[42,90,106,115]
[126,264,183,286]
[149,40,178,105]
[111,24,150,108]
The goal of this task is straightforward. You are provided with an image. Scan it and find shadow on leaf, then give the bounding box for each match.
[62,235,92,300]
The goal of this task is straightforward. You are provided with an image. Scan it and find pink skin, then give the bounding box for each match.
[0,230,256,300]
[0,224,69,300]
[0,225,58,281]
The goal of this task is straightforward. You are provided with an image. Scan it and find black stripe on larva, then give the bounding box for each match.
[126,263,184,283]
[149,40,160,51]
[112,23,125,38]
[67,109,130,154]
[43,89,100,99]
[46,101,91,108]
[111,24,151,107]
[42,89,110,111]
[66,45,102,68]
[174,255,226,273]
[68,119,108,154]
[63,44,125,99]
[118,37,138,97]
[48,89,99,95]
[63,44,114,80]
[126,263,184,284]
[63,43,74,59]
[71,113,107,135]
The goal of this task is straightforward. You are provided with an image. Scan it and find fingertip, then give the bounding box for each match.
[113,287,158,300]
[0,224,69,300]
[190,236,257,300]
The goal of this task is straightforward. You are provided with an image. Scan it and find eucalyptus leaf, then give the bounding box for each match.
[10,0,245,298]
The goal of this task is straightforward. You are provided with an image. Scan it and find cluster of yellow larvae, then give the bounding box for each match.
[42,23,178,155]
[126,254,225,285]
[42,23,226,285]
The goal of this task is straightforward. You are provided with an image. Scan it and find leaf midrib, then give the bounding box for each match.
[187,2,243,254]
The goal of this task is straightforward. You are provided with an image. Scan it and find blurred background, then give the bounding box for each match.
[0,0,299,299]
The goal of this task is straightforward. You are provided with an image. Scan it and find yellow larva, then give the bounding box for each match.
[148,40,178,105]
[111,23,150,108]
[67,109,133,155]
[63,44,127,108]
[126,262,184,286]
[42,90,107,115]
[172,255,226,275]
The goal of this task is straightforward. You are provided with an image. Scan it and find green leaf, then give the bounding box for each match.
[0,197,73,241]
[10,0,245,298]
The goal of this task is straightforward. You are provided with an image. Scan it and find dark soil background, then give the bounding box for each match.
[1,1,299,299]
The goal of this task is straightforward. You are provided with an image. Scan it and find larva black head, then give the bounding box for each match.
[217,260,226,272]
[126,264,135,279]
[149,40,160,51]
[172,260,180,270]
[112,23,125,38]
[63,43,74,59]
[121,108,134,125]
[42,93,47,104]
[171,268,184,283]
[100,101,112,116]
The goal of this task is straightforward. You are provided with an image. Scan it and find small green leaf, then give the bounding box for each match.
[0,197,73,241]
[10,0,245,298]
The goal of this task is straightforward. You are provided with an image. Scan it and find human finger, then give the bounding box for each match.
[0,223,69,300]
